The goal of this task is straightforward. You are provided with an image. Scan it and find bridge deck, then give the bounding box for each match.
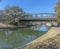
[20,19,56,22]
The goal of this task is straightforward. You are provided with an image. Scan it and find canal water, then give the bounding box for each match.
[32,24,50,32]
[0,25,49,49]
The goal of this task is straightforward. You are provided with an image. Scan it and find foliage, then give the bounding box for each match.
[55,2,60,25]
[0,6,30,25]
[4,6,25,24]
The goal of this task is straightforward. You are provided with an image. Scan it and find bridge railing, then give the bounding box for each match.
[23,16,56,20]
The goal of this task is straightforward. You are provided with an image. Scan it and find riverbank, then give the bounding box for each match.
[0,22,14,27]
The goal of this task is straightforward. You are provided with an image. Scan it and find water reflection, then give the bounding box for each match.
[33,25,50,32]
[39,26,49,32]
[0,29,38,49]
[17,35,37,48]
[0,25,48,49]
[0,39,13,49]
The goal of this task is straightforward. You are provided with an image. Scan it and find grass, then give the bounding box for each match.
[0,28,45,47]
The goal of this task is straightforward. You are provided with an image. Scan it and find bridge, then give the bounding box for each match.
[18,13,57,27]
[0,13,57,29]
[19,13,56,21]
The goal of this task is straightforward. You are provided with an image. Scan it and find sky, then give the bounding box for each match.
[0,0,58,14]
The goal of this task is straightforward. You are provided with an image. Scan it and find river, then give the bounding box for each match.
[0,25,49,49]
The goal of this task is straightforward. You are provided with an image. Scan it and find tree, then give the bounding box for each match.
[4,6,31,26]
[4,6,25,25]
[55,2,60,26]
[0,10,5,22]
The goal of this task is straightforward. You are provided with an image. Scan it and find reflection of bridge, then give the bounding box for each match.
[19,13,57,27]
